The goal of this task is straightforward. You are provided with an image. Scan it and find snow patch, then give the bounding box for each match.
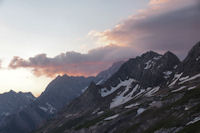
[39,103,56,114]
[137,108,145,115]
[150,101,162,108]
[110,84,139,109]
[104,114,119,121]
[39,106,48,112]
[196,56,200,61]
[171,86,186,93]
[97,111,104,115]
[46,103,56,114]
[146,87,152,91]
[186,116,200,125]
[144,60,155,70]
[179,76,189,81]
[92,108,100,114]
[188,86,197,91]
[173,65,178,69]
[168,73,183,87]
[96,79,104,85]
[125,103,140,109]
[179,73,200,84]
[134,89,145,98]
[145,86,160,97]
[82,86,88,93]
[153,56,162,60]
[101,78,135,97]
[163,71,172,79]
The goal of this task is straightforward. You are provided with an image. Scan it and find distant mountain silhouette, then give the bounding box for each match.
[0,60,123,133]
[0,90,35,122]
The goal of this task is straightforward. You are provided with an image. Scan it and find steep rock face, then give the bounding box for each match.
[64,82,102,114]
[96,61,124,84]
[38,74,95,110]
[181,41,200,74]
[33,42,200,133]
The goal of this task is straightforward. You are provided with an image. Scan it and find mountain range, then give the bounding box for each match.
[0,59,123,133]
[0,42,200,133]
[0,90,35,121]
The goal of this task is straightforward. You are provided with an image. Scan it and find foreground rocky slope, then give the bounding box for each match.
[34,42,200,133]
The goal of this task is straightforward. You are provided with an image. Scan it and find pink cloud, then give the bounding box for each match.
[9,0,200,77]
[89,0,200,58]
[9,45,138,77]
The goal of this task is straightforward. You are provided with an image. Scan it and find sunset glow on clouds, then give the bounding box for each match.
[8,0,200,79]
[0,0,199,96]
[89,0,200,58]
[9,45,137,77]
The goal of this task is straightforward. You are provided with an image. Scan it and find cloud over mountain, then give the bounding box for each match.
[9,0,200,77]
[9,45,137,77]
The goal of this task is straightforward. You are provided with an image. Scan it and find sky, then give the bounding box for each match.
[0,0,199,96]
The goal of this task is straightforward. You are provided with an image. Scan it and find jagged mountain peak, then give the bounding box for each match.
[0,90,35,122]
[58,74,69,78]
[96,61,124,83]
[178,41,200,74]
[184,41,200,63]
[2,90,35,99]
[7,90,16,94]
[140,50,160,59]
[163,51,178,59]
[104,50,179,88]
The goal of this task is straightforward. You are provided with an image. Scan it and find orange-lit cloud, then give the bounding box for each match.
[89,0,200,58]
[149,0,169,6]
[9,45,138,77]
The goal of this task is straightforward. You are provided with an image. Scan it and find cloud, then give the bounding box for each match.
[89,0,200,59]
[9,0,200,77]
[149,0,169,5]
[9,45,138,77]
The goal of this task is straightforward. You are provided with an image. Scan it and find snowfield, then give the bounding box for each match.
[100,78,136,97]
[110,84,139,109]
